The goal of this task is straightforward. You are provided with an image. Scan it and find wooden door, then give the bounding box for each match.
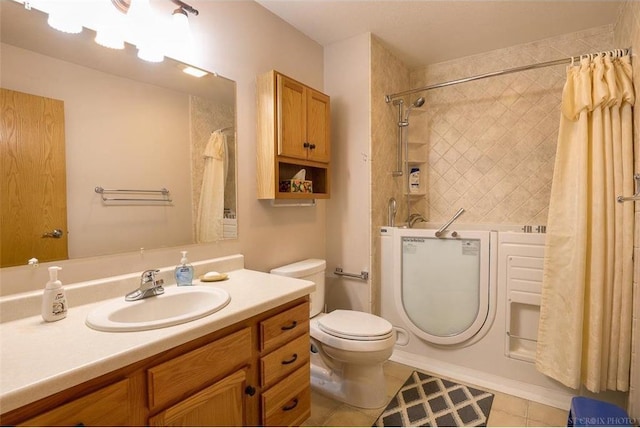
[277,74,307,160]
[306,89,331,163]
[0,88,68,267]
[148,369,247,427]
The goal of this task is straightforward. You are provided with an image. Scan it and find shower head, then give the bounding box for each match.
[402,96,425,122]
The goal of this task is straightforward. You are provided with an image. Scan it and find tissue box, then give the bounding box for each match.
[279,179,313,193]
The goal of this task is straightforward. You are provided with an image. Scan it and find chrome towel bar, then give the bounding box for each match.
[95,186,172,203]
[334,267,369,281]
[617,174,640,203]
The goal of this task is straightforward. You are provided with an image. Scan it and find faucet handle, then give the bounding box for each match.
[141,269,160,282]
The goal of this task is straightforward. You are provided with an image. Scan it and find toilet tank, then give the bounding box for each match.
[270,259,325,317]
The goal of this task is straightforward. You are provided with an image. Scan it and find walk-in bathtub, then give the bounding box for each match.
[380,225,575,409]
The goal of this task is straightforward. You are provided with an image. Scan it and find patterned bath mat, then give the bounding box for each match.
[373,371,494,427]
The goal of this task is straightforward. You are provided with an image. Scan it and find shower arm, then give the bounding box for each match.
[435,208,465,238]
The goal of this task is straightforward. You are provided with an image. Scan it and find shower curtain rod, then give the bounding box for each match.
[384,48,631,103]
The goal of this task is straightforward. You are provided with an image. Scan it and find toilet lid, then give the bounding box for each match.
[317,310,393,341]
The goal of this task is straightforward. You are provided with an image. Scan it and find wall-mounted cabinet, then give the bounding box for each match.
[257,70,331,199]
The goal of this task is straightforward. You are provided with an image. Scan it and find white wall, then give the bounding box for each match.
[0,1,327,293]
[324,33,372,312]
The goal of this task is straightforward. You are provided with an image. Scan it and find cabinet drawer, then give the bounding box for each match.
[261,365,310,427]
[20,379,131,427]
[147,327,251,410]
[260,333,309,388]
[260,302,309,352]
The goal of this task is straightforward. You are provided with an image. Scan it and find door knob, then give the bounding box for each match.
[42,229,63,238]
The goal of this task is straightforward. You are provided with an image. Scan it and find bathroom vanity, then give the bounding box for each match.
[0,257,314,426]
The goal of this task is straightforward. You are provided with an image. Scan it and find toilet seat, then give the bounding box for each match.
[317,310,393,341]
[318,310,393,341]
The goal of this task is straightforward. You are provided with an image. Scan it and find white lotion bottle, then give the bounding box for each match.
[41,266,67,322]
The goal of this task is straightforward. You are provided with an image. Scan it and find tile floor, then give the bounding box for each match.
[302,361,569,427]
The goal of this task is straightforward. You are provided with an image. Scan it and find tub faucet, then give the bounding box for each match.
[407,213,427,228]
[125,269,165,301]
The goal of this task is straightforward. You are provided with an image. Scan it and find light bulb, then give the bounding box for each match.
[47,3,82,34]
[94,0,126,49]
[137,44,164,63]
[95,29,125,49]
[172,8,190,40]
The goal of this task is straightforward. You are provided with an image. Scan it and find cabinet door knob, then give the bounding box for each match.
[303,142,310,148]
[309,144,316,150]
[245,385,256,396]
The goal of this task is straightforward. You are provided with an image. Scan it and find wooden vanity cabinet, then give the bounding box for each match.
[258,302,311,426]
[148,369,248,426]
[2,298,310,427]
[17,379,132,427]
[257,70,331,199]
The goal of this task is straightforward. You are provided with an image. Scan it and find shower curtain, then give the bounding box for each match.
[196,130,226,243]
[536,53,635,392]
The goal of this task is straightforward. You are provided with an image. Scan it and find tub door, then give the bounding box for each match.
[394,229,491,346]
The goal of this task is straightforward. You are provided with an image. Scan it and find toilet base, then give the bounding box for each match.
[310,354,388,409]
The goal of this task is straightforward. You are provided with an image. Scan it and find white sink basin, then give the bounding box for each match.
[86,285,231,332]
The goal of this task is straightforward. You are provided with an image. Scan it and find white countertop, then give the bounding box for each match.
[0,268,314,413]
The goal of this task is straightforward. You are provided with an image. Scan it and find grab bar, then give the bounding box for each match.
[334,267,369,281]
[617,174,640,203]
[388,198,397,227]
[435,208,465,238]
[95,186,172,203]
[507,332,538,343]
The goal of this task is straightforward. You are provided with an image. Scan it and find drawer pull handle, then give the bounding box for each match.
[281,320,298,331]
[282,398,299,411]
[245,385,256,396]
[281,353,298,365]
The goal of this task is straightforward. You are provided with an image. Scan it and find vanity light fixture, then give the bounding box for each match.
[182,66,208,78]
[40,0,200,63]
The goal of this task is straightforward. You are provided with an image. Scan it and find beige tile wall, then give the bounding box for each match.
[613,0,640,418]
[370,36,410,313]
[409,26,614,225]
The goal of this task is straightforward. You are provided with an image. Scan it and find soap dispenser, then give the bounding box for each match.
[175,251,194,286]
[41,266,67,322]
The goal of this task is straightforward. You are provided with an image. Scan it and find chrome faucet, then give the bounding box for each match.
[125,269,165,301]
[407,213,427,228]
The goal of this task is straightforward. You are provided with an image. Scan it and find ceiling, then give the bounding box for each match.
[256,1,624,69]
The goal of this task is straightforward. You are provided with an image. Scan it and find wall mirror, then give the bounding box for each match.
[0,1,237,268]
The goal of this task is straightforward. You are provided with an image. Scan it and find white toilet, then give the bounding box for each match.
[271,259,395,409]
